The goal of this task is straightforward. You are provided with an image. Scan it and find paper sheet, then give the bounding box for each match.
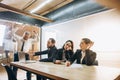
[69,64,83,68]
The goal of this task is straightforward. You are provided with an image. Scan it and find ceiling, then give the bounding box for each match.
[95,0,120,10]
[43,0,108,26]
[0,0,73,15]
[0,0,32,11]
[0,0,109,26]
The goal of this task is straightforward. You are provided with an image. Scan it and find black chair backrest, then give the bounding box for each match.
[1,63,17,80]
[93,60,99,66]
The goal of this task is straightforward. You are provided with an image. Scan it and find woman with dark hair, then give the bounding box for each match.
[65,38,96,66]
[54,40,74,64]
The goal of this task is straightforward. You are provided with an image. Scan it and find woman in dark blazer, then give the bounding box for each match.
[54,40,74,64]
[66,38,96,66]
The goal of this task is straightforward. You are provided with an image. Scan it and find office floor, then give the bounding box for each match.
[0,65,37,80]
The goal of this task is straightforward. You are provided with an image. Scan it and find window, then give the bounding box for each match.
[0,25,6,46]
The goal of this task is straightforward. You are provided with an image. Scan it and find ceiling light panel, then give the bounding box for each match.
[24,0,73,15]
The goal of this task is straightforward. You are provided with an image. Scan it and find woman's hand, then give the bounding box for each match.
[55,60,61,64]
[65,61,71,67]
[66,46,72,50]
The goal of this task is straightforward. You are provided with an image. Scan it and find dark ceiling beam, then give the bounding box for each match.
[22,0,37,10]
[0,2,53,22]
[0,11,44,27]
[96,0,120,10]
[0,0,2,2]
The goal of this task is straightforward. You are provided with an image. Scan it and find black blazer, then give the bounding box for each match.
[55,48,73,61]
[69,49,96,65]
[34,46,57,62]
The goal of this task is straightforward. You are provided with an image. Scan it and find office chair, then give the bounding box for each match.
[93,60,98,66]
[1,63,17,80]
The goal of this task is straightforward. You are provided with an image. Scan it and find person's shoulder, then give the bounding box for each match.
[52,46,57,50]
[86,49,96,55]
[57,48,63,51]
[75,49,81,54]
[86,49,93,52]
[76,49,81,52]
[92,50,96,55]
[57,48,64,52]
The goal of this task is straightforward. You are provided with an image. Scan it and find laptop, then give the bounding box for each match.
[18,52,36,63]
[18,52,26,62]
